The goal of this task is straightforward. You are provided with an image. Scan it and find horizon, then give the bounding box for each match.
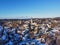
[0,17,60,19]
[0,0,60,19]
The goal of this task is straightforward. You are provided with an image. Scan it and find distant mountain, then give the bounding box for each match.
[52,17,60,20]
[0,17,60,21]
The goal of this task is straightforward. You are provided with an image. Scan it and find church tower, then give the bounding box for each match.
[31,17,33,24]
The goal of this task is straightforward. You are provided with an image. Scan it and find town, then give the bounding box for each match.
[0,17,60,45]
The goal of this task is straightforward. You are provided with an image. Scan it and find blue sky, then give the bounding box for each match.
[0,0,60,19]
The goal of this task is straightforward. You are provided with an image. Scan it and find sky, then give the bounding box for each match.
[0,0,60,19]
